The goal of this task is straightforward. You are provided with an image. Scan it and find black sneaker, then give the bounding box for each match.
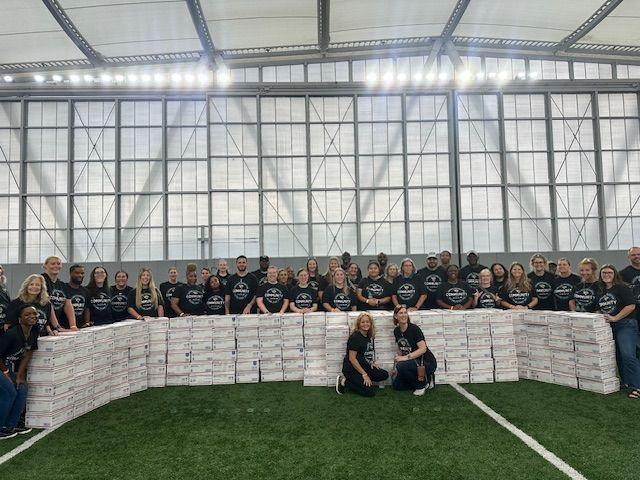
[14,426,32,435]
[335,374,346,395]
[0,428,17,440]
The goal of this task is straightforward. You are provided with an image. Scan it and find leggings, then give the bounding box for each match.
[342,361,389,397]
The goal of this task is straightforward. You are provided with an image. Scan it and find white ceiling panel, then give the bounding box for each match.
[59,0,201,57]
[201,0,317,50]
[330,0,456,43]
[455,0,604,42]
[0,0,84,63]
[580,0,640,46]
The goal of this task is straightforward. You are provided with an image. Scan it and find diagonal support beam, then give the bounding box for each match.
[441,0,471,38]
[41,0,104,66]
[555,0,624,52]
[444,40,464,70]
[185,0,224,69]
[318,0,330,53]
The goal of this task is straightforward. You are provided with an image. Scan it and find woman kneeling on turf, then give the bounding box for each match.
[392,305,437,396]
[336,313,389,397]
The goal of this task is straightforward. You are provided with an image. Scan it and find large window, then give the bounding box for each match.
[0,101,21,263]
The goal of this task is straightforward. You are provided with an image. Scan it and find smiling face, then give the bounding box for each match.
[186,270,197,285]
[94,268,107,286]
[368,263,380,278]
[357,315,371,334]
[387,264,398,279]
[479,270,492,287]
[600,267,615,285]
[447,265,459,282]
[115,271,128,287]
[557,259,571,276]
[579,263,596,282]
[218,259,228,274]
[348,263,358,276]
[201,269,211,284]
[329,258,339,272]
[440,251,451,265]
[307,259,318,275]
[236,257,247,273]
[510,264,524,282]
[278,270,288,285]
[27,278,43,296]
[208,275,220,290]
[333,269,345,285]
[20,306,38,327]
[492,264,505,279]
[44,257,61,276]
[532,257,546,273]
[267,267,278,283]
[467,253,478,266]
[427,257,438,269]
[70,267,85,285]
[629,247,640,267]
[298,269,309,285]
[140,270,151,287]
[401,260,414,276]
[168,268,178,283]
[395,307,408,326]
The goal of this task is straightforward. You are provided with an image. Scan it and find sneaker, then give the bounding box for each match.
[14,426,32,435]
[335,374,346,395]
[413,387,426,396]
[0,428,17,440]
[427,377,436,390]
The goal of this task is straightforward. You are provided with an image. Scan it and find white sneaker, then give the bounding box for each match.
[413,387,426,396]
[335,374,345,395]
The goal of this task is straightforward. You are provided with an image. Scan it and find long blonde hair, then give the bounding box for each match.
[331,267,351,295]
[135,268,159,309]
[324,256,341,283]
[352,312,376,339]
[18,274,50,306]
[506,262,531,293]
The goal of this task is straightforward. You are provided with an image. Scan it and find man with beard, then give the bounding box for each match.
[417,252,446,309]
[460,251,486,290]
[252,256,270,287]
[225,256,258,315]
[620,246,640,321]
[62,265,88,328]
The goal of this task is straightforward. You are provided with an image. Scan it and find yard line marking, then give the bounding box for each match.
[0,426,59,465]
[450,383,588,480]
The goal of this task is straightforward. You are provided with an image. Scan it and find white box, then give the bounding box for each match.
[166,375,189,386]
[304,325,326,336]
[491,335,515,347]
[190,351,213,362]
[283,359,305,370]
[190,362,214,374]
[213,339,236,350]
[213,327,236,339]
[552,360,576,376]
[212,349,236,361]
[494,357,519,370]
[574,340,615,356]
[260,336,283,349]
[468,347,492,360]
[446,359,470,371]
[569,313,607,330]
[551,350,575,363]
[548,337,574,351]
[212,373,235,384]
[236,372,260,383]
[282,337,305,349]
[129,379,148,393]
[25,408,74,428]
[190,328,214,340]
[421,324,445,337]
[445,336,468,348]
[213,361,236,373]
[236,349,260,361]
[191,340,213,351]
[281,314,304,327]
[167,351,191,363]
[129,344,148,358]
[527,335,549,347]
[146,317,169,330]
[261,369,284,382]
[147,365,166,376]
[149,331,167,342]
[260,348,282,360]
[575,352,616,368]
[529,368,553,383]
[467,336,492,348]
[528,357,552,371]
[492,346,517,357]
[236,328,259,339]
[236,315,260,329]
[548,325,573,340]
[576,364,617,382]
[282,347,305,360]
[191,316,214,329]
[304,335,326,348]
[26,392,74,413]
[445,348,469,360]
[236,360,260,372]
[167,363,190,375]
[283,370,304,381]
[528,346,551,360]
[444,325,466,336]
[213,316,236,328]
[28,365,75,383]
[516,345,529,357]
[169,317,192,329]
[552,373,578,388]
[470,370,494,383]
[147,353,167,365]
[110,383,131,401]
[189,374,214,386]
[466,324,491,336]
[470,359,494,371]
[495,369,519,382]
[578,377,620,394]
[446,371,469,383]
[259,314,282,327]
[128,356,147,369]
[572,328,613,344]
[236,337,260,349]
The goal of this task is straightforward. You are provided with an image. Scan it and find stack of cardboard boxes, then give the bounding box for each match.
[166,315,192,386]
[259,314,283,382]
[302,312,326,386]
[147,317,169,387]
[281,313,305,381]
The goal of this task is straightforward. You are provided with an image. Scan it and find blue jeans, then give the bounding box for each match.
[393,351,438,391]
[0,371,28,429]
[612,318,640,390]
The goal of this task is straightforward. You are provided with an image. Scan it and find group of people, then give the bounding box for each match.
[1,247,639,437]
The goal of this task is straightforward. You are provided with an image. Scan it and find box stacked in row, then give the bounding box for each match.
[517,311,619,394]
[303,313,327,386]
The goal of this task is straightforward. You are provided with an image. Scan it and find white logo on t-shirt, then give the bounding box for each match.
[264,287,283,305]
[598,293,617,314]
[445,287,467,304]
[186,289,203,305]
[396,282,416,301]
[232,281,250,300]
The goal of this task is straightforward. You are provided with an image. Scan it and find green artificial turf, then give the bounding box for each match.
[0,429,40,457]
[465,380,640,480]
[2,382,569,480]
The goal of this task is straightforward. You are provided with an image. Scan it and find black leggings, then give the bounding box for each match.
[342,361,389,397]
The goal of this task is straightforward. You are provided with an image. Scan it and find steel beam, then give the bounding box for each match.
[185,0,224,69]
[318,0,331,53]
[441,0,471,38]
[556,0,624,52]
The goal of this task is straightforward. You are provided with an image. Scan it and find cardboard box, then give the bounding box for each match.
[260,348,282,360]
[468,347,492,360]
[236,360,260,372]
[516,345,529,357]
[305,358,327,370]
[446,371,469,383]
[191,316,214,329]
[576,364,618,382]
[111,361,128,374]
[304,325,326,336]
[212,373,235,385]
[282,337,305,349]
[470,359,494,371]
[236,372,260,383]
[128,344,148,358]
[569,313,607,330]
[147,365,166,376]
[548,325,573,340]
[28,365,75,383]
[552,360,576,376]
[283,359,305,370]
[528,346,551,360]
[282,347,305,360]
[528,368,553,383]
[236,328,260,339]
[190,340,213,351]
[445,348,469,360]
[490,324,514,336]
[495,369,519,382]
[260,336,283,349]
[572,328,613,344]
[574,340,615,356]
[526,324,549,336]
[421,324,445,336]
[494,357,519,370]
[169,316,192,329]
[236,349,260,361]
[190,329,214,340]
[466,324,491,336]
[261,369,284,382]
[528,357,552,371]
[236,337,260,349]
[190,362,214,374]
[467,336,492,348]
[281,314,304,327]
[149,331,167,342]
[575,352,616,368]
[147,353,167,365]
[548,337,574,351]
[578,377,620,394]
[129,379,148,394]
[259,314,282,327]
[168,341,191,351]
[236,315,260,328]
[212,349,237,361]
[189,374,214,386]
[110,383,131,401]
[213,338,237,350]
[551,350,575,363]
[283,371,305,381]
[492,346,517,358]
[26,391,74,413]
[491,335,515,347]
[213,327,236,339]
[446,359,470,371]
[166,375,189,386]
[25,408,74,428]
[444,325,467,336]
[527,335,550,347]
[167,363,190,375]
[445,336,468,348]
[167,351,191,363]
[470,370,494,383]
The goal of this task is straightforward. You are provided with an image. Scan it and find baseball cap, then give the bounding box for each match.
[466,250,479,257]
[259,255,270,261]
[427,252,438,259]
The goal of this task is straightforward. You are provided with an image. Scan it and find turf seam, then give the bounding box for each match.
[0,426,59,466]
[450,382,588,480]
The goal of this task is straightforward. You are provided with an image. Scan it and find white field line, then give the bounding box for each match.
[0,426,59,465]
[450,382,588,480]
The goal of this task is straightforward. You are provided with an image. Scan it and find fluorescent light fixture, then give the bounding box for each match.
[184,73,195,83]
[366,73,377,84]
[529,71,539,80]
[69,74,80,83]
[3,75,13,82]
[171,73,182,83]
[457,70,472,83]
[396,72,407,82]
[101,74,112,83]
[438,72,448,81]
[115,74,125,83]
[34,74,45,83]
[83,74,94,82]
[197,72,209,83]
[52,74,62,82]
[516,71,526,80]
[141,74,151,83]
[475,71,485,80]
[498,71,510,81]
[412,73,423,82]
[382,71,395,83]
[425,72,436,81]
[153,73,165,83]
[216,68,231,84]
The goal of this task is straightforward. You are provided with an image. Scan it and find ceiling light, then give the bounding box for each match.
[197,72,210,83]
[425,72,436,81]
[34,74,45,83]
[171,73,182,83]
[412,73,423,82]
[487,72,497,79]
[142,74,152,83]
[3,75,13,82]
[184,73,195,83]
[366,73,377,84]
[83,74,94,83]
[457,70,472,83]
[516,71,526,80]
[529,71,539,80]
[382,71,395,83]
[153,73,165,84]
[475,71,485,80]
[69,74,80,83]
[115,74,125,83]
[216,68,231,85]
[101,74,112,83]
[52,74,62,82]
[498,71,510,81]
[438,72,448,81]
[396,72,407,82]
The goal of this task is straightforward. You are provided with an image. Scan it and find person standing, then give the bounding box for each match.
[357,261,392,311]
[346,262,362,289]
[528,254,555,310]
[202,276,226,316]
[0,305,39,439]
[460,251,486,290]
[256,266,289,314]
[620,246,640,321]
[200,267,212,288]
[62,265,87,329]
[439,250,452,271]
[86,267,112,326]
[573,258,600,313]
[7,275,62,336]
[160,267,183,318]
[417,252,445,309]
[552,258,580,311]
[335,313,389,397]
[253,256,270,287]
[341,252,362,281]
[306,258,328,294]
[473,269,501,309]
[499,263,538,310]
[490,263,508,290]
[322,268,357,312]
[128,269,164,320]
[225,256,258,315]
[392,258,426,311]
[377,252,389,274]
[392,305,437,395]
[110,271,133,322]
[289,269,318,314]
[171,264,204,317]
[216,259,231,289]
[0,268,10,336]
[435,265,474,310]
[41,256,69,329]
[596,264,640,399]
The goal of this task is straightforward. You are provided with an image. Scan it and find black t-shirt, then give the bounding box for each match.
[475,285,500,309]
[528,271,555,310]
[7,299,52,336]
[110,285,133,321]
[394,322,426,358]
[308,275,328,293]
[225,273,258,314]
[436,280,473,307]
[202,288,225,315]
[620,266,640,319]
[499,286,534,307]
[597,283,635,321]
[289,285,318,310]
[345,331,375,367]
[493,277,507,290]
[393,275,425,308]
[216,273,230,289]
[174,283,204,315]
[574,282,599,313]
[358,276,393,310]
[252,270,269,287]
[0,285,10,332]
[257,282,289,313]
[460,264,486,289]
[64,284,90,327]
[42,273,67,320]
[552,274,581,311]
[159,281,183,318]
[322,285,356,311]
[88,286,113,325]
[0,324,38,373]
[128,287,163,317]
[417,268,445,309]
